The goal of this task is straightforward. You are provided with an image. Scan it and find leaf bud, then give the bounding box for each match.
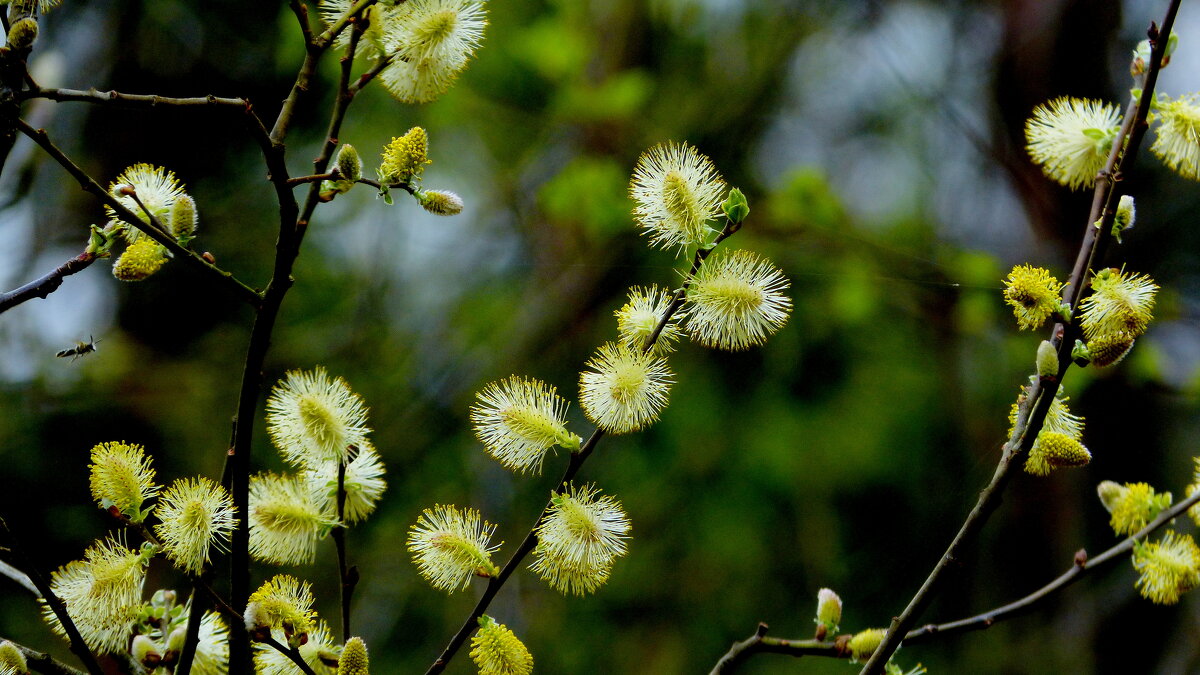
[721,187,750,224]
[814,587,842,640]
[169,194,198,242]
[337,144,362,183]
[1036,340,1058,380]
[132,635,162,669]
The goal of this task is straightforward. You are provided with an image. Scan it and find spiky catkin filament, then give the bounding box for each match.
[578,342,673,434]
[470,616,533,675]
[89,441,159,520]
[684,249,792,350]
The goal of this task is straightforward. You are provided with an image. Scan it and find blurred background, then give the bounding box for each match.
[2,0,1200,672]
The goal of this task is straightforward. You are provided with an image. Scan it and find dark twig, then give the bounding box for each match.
[709,623,844,674]
[425,218,742,674]
[0,517,103,675]
[259,636,319,675]
[710,489,1200,672]
[0,250,96,315]
[173,582,209,675]
[860,4,1182,672]
[20,87,245,108]
[15,121,263,307]
[332,455,358,641]
[0,636,87,675]
[227,5,370,670]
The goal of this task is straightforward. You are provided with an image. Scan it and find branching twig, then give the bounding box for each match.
[710,490,1200,672]
[424,218,743,674]
[0,517,103,675]
[0,636,86,675]
[15,120,263,307]
[0,250,96,315]
[0,557,39,596]
[859,9,1182,671]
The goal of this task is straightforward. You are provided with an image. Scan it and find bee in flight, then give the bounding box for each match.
[56,336,100,362]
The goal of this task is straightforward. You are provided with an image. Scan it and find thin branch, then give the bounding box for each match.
[709,623,844,674]
[347,53,394,96]
[0,557,39,596]
[860,4,1182,672]
[259,636,319,675]
[0,636,86,675]
[709,490,1200,673]
[0,250,96,315]
[173,582,209,675]
[332,454,358,641]
[906,488,1200,642]
[313,0,376,49]
[15,121,263,307]
[288,0,315,46]
[425,218,743,675]
[20,87,245,108]
[0,517,103,675]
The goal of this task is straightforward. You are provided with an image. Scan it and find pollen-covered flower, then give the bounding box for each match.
[1132,531,1200,604]
[470,616,533,675]
[616,285,683,355]
[1151,94,1200,180]
[192,611,230,675]
[1080,268,1158,341]
[378,0,488,104]
[1003,264,1063,330]
[1025,97,1122,190]
[530,484,630,596]
[0,641,27,675]
[112,238,169,282]
[89,441,159,522]
[42,538,152,654]
[337,636,369,675]
[253,619,339,675]
[848,628,887,663]
[684,249,792,350]
[407,504,500,592]
[629,141,726,252]
[245,575,317,639]
[379,128,430,184]
[1024,430,1091,476]
[105,163,189,239]
[266,367,371,467]
[1098,482,1172,536]
[1086,331,1136,367]
[471,376,580,474]
[417,189,465,216]
[249,473,337,566]
[579,341,673,434]
[303,443,387,524]
[154,477,236,575]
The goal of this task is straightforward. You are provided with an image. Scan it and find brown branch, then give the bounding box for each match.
[0,636,86,675]
[0,250,96,315]
[710,490,1200,672]
[20,87,245,108]
[424,218,742,674]
[709,623,844,674]
[0,517,103,675]
[860,4,1182,672]
[14,121,263,307]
